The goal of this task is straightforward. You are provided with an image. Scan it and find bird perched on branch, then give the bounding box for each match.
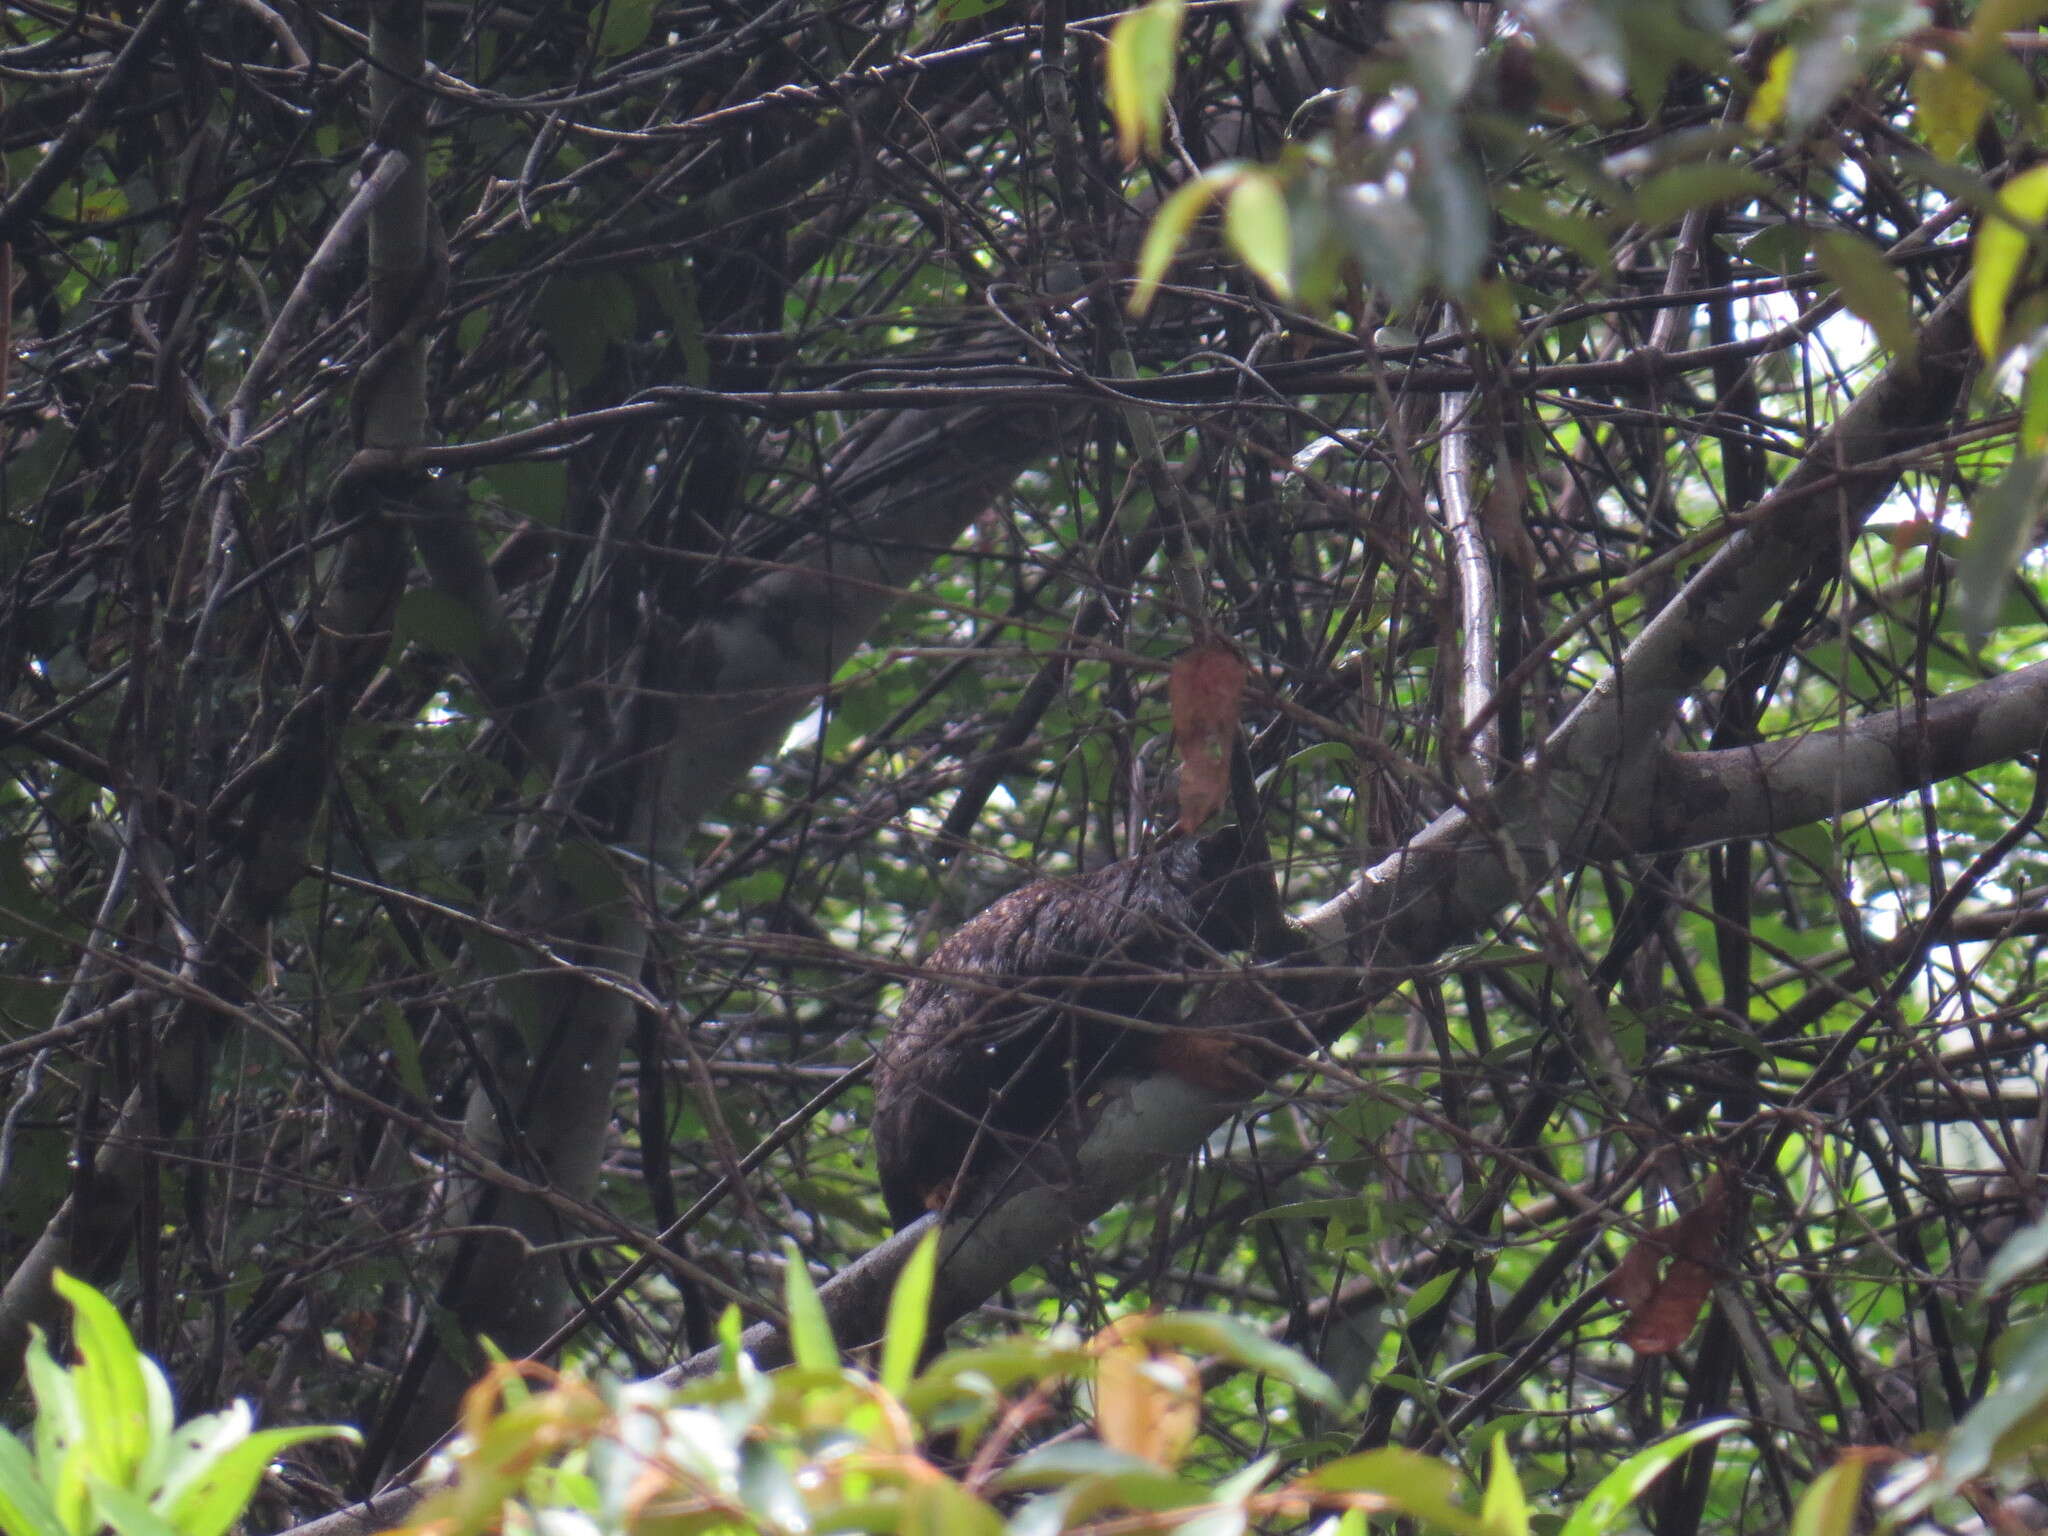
[870,824,1275,1229]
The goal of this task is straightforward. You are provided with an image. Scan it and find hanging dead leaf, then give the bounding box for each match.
[1607,1174,1731,1356]
[1094,1317,1200,1468]
[1169,639,1246,833]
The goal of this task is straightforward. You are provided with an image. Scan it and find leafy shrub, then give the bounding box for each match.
[0,1272,355,1536]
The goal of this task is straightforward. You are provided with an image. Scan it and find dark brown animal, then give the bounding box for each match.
[871,829,1261,1229]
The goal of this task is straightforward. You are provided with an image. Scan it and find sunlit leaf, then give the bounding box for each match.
[1107,0,1187,162]
[1973,165,2048,361]
[1746,45,1794,131]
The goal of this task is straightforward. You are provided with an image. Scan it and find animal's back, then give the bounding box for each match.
[871,833,1252,1228]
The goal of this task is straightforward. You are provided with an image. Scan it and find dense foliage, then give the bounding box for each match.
[6,0,2048,1529]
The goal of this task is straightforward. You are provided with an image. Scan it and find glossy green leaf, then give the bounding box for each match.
[1403,1270,1457,1322]
[482,460,570,527]
[83,1479,176,1536]
[1557,1419,1742,1536]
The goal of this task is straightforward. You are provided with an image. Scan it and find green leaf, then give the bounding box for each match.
[1745,46,1795,131]
[1403,1269,1458,1323]
[1556,1419,1743,1536]
[22,1332,86,1536]
[1813,230,1915,361]
[1296,1448,1482,1535]
[1912,58,1990,161]
[937,0,1006,16]
[589,0,652,57]
[156,1427,359,1536]
[0,1432,64,1536]
[1480,1434,1531,1536]
[392,590,486,663]
[880,1227,940,1399]
[1126,1314,1342,1408]
[1630,164,1768,229]
[1132,169,1229,316]
[2026,355,2048,454]
[84,1479,176,1536]
[781,1242,837,1374]
[1980,1208,2048,1298]
[53,1273,149,1488]
[534,273,635,389]
[1789,1455,1867,1536]
[1936,1314,2048,1491]
[1958,454,2048,646]
[1224,171,1292,301]
[482,460,570,527]
[1106,0,1186,162]
[1737,222,1810,277]
[1972,164,2048,361]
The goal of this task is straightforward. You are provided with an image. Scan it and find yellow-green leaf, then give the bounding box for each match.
[1746,46,1795,132]
[1813,230,1915,361]
[880,1227,940,1399]
[1131,169,1230,315]
[1224,170,1292,300]
[1789,1455,1868,1536]
[1971,164,2048,361]
[1912,58,1989,162]
[1106,0,1186,162]
[781,1241,837,1374]
[1480,1435,1532,1536]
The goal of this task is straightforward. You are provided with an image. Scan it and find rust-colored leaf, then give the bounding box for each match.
[1608,1174,1731,1355]
[1170,639,1246,833]
[1620,1257,1716,1355]
[1603,1243,1663,1312]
